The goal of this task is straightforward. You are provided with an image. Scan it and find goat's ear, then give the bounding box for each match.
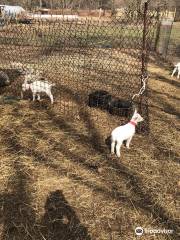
[134,108,137,115]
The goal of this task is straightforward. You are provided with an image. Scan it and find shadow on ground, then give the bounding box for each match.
[0,139,91,240]
[0,97,179,239]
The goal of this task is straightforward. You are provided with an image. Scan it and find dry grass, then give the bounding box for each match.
[0,54,179,240]
[0,19,179,240]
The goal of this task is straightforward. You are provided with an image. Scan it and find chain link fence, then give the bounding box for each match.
[166,21,180,63]
[154,7,180,63]
[0,3,157,133]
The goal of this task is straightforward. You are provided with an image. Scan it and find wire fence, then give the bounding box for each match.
[154,7,180,63]
[166,21,180,63]
[0,3,157,133]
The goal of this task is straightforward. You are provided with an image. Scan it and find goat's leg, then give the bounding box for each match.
[32,92,36,101]
[177,69,180,79]
[37,94,41,101]
[171,67,177,77]
[48,92,54,104]
[116,142,122,158]
[111,140,116,154]
[21,91,24,99]
[126,136,132,149]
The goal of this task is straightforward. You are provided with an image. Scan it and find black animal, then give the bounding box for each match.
[18,19,32,24]
[88,90,133,117]
[88,90,112,109]
[108,97,133,117]
[0,71,10,87]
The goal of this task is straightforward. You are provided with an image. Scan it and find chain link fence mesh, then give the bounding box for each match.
[0,3,157,133]
[154,7,180,63]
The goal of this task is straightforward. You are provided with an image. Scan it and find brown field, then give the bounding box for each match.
[0,54,179,239]
[0,20,179,240]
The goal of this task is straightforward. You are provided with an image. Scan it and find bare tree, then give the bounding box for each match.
[174,0,180,21]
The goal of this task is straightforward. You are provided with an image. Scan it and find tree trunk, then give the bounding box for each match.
[174,6,180,22]
[39,0,42,8]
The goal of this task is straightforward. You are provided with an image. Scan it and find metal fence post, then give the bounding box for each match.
[140,2,148,113]
[138,1,150,134]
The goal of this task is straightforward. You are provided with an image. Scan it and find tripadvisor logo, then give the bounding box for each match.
[135,226,173,236]
[135,227,144,236]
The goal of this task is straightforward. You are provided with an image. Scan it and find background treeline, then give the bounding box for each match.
[0,0,179,10]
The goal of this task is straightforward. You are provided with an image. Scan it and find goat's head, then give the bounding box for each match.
[22,82,30,91]
[131,108,144,123]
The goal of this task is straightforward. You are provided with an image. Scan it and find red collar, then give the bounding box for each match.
[129,121,136,126]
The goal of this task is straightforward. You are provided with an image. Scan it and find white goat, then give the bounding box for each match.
[171,62,180,79]
[111,109,144,158]
[21,80,55,104]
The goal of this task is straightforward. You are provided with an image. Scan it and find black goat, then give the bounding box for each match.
[108,98,133,117]
[88,90,112,109]
[88,90,133,117]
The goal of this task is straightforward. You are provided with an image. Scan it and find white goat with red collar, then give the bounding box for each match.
[111,109,144,158]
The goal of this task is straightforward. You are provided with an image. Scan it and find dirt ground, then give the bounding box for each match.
[0,53,179,240]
